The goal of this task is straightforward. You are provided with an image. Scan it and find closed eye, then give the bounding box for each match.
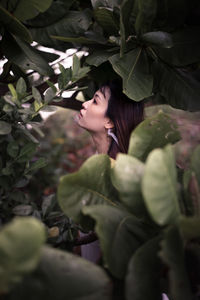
[93,98,97,104]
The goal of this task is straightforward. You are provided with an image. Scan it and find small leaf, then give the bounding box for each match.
[7,141,19,157]
[28,158,47,172]
[12,205,33,216]
[32,87,42,103]
[0,121,12,135]
[16,77,27,94]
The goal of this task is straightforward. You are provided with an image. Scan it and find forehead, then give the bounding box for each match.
[96,86,110,101]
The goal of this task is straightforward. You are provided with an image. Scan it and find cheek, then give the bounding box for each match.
[79,107,107,132]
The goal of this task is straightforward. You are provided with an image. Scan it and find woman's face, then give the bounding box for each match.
[77,87,113,133]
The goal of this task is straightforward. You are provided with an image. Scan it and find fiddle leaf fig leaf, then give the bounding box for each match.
[109,48,153,101]
[128,111,181,161]
[142,145,180,226]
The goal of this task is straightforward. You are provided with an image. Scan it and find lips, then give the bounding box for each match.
[79,110,84,117]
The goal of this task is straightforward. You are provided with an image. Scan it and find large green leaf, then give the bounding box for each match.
[111,153,146,216]
[94,7,119,35]
[153,26,200,66]
[126,237,162,300]
[152,60,200,112]
[83,205,153,278]
[135,0,157,35]
[142,145,180,226]
[119,0,136,55]
[29,10,92,50]
[159,225,192,300]
[0,217,46,293]
[4,0,53,21]
[57,154,120,228]
[141,31,173,48]
[86,50,116,67]
[128,111,181,161]
[0,4,32,43]
[2,33,54,76]
[109,48,153,101]
[8,246,111,300]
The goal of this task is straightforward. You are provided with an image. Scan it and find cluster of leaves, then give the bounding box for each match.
[58,112,200,299]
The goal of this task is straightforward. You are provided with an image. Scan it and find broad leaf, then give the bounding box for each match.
[153,26,200,66]
[8,246,111,300]
[111,154,146,215]
[86,50,116,67]
[29,10,92,50]
[16,77,27,95]
[57,154,119,228]
[135,0,157,35]
[83,205,153,278]
[0,217,46,293]
[2,33,53,76]
[142,145,180,226]
[152,60,200,112]
[0,4,32,43]
[94,7,119,35]
[141,31,173,48]
[9,0,53,21]
[126,237,162,300]
[128,111,181,161]
[109,48,153,101]
[159,225,192,300]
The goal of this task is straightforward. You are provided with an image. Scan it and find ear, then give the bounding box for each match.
[104,118,114,129]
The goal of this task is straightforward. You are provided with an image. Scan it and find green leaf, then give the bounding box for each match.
[0,4,32,43]
[17,142,37,163]
[28,158,47,172]
[7,141,19,157]
[8,84,18,101]
[11,0,53,21]
[16,77,27,95]
[57,154,119,228]
[29,10,92,51]
[83,205,153,278]
[46,80,57,93]
[135,0,157,35]
[9,246,111,300]
[128,111,181,161]
[94,7,119,35]
[2,33,54,76]
[44,87,56,103]
[72,54,90,82]
[159,225,192,300]
[86,50,116,67]
[0,217,46,293]
[91,0,121,9]
[142,145,180,226]
[58,65,72,89]
[141,31,173,48]
[119,0,135,55]
[152,61,200,112]
[153,26,200,66]
[178,216,200,240]
[111,154,146,215]
[109,48,153,101]
[0,121,12,135]
[32,87,42,103]
[126,237,162,300]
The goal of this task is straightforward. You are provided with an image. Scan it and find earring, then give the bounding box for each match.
[107,128,119,145]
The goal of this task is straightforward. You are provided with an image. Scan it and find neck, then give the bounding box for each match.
[91,131,111,154]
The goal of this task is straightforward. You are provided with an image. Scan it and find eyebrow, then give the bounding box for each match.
[94,92,105,101]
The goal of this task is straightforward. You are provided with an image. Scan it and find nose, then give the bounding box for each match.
[82,99,91,109]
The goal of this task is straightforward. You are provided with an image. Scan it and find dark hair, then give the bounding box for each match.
[100,80,144,159]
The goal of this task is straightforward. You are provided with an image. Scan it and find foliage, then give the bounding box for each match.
[57,112,200,299]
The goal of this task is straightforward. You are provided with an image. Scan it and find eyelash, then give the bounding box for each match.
[93,99,97,104]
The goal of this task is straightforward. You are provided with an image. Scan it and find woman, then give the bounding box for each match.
[74,79,144,262]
